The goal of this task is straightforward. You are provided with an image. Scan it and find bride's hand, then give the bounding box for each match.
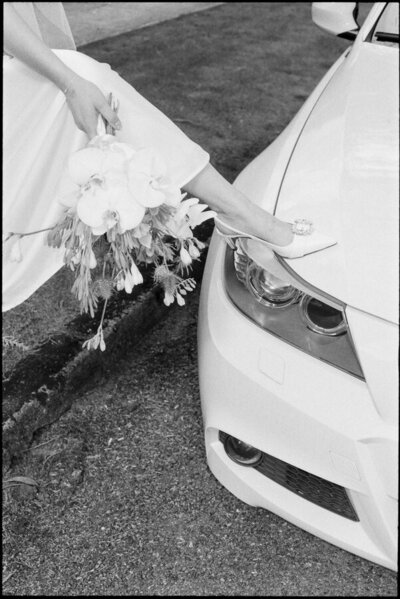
[3,3,120,139]
[64,74,122,139]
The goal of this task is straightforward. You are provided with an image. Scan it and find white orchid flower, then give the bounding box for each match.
[126,148,181,208]
[108,141,136,161]
[68,147,105,185]
[127,170,166,208]
[77,183,145,235]
[102,151,127,174]
[58,176,82,210]
[102,168,129,189]
[148,177,182,208]
[59,190,79,209]
[69,136,138,188]
[102,142,137,173]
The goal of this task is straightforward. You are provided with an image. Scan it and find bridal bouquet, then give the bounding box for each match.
[7,98,214,351]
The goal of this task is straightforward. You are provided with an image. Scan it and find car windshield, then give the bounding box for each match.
[369,2,399,46]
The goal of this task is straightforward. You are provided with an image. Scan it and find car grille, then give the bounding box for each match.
[219,431,359,521]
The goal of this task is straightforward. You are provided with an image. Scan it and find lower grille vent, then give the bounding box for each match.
[219,431,358,521]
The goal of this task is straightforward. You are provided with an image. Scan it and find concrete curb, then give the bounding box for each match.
[2,247,209,471]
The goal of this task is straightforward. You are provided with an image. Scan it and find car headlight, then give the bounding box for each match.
[299,295,347,337]
[246,263,301,308]
[225,240,364,379]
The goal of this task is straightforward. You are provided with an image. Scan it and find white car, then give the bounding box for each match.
[198,2,398,571]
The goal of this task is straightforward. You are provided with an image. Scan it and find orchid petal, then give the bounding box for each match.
[109,141,136,160]
[142,186,166,208]
[102,150,126,173]
[127,172,150,200]
[127,173,164,208]
[111,189,146,232]
[59,190,79,208]
[91,224,107,236]
[68,147,105,185]
[77,187,109,228]
[104,169,129,189]
[161,185,182,207]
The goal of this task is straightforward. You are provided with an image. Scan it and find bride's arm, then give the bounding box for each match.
[3,2,121,138]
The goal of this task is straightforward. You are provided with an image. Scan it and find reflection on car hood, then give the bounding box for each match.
[273,43,399,324]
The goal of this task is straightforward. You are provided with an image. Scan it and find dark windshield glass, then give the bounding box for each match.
[370,3,399,46]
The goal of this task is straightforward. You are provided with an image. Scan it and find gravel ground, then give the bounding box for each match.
[3,290,397,595]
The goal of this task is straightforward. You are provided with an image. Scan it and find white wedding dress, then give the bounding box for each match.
[3,2,209,311]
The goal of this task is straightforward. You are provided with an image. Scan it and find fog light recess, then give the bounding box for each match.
[224,435,263,467]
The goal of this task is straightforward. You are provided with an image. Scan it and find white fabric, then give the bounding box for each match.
[10,2,76,50]
[2,50,210,311]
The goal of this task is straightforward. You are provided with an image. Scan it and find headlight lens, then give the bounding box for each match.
[247,263,301,308]
[299,295,347,336]
[224,241,364,380]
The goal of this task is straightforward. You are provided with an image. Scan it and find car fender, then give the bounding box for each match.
[233,49,350,214]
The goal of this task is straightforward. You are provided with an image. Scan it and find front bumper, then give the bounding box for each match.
[198,234,398,571]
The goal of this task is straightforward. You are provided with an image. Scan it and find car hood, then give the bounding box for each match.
[273,43,399,324]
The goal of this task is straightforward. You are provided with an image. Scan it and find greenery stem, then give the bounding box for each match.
[98,297,109,331]
[7,227,55,238]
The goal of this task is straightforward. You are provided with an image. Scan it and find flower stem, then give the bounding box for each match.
[6,226,56,239]
[98,297,109,332]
